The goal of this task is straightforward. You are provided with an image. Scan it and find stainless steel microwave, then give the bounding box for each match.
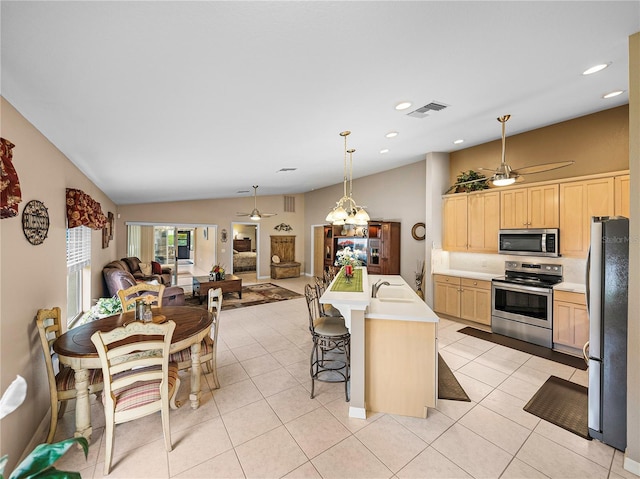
[498,229,560,257]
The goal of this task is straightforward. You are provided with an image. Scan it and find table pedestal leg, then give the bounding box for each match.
[73,368,92,440]
[189,341,202,409]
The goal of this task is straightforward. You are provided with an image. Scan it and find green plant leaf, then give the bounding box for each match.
[8,437,88,479]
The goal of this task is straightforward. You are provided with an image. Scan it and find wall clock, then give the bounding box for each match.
[22,200,50,245]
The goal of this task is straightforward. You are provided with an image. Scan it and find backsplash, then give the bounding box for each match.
[432,248,587,284]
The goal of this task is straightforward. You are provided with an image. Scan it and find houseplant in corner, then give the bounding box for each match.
[0,376,88,479]
[446,170,489,193]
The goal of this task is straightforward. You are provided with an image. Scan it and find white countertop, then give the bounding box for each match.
[432,269,501,281]
[554,282,586,294]
[366,275,439,323]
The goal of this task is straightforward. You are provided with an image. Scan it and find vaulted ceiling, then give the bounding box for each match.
[2,1,638,204]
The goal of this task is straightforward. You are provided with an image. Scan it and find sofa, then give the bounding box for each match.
[103,257,185,306]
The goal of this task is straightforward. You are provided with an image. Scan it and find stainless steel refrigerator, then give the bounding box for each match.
[586,216,629,451]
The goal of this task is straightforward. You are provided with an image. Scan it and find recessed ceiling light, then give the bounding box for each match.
[603,90,624,99]
[380,148,389,154]
[385,131,399,138]
[395,101,412,111]
[582,63,610,75]
[453,139,464,145]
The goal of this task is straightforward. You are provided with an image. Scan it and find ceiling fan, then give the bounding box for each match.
[236,185,277,221]
[447,115,574,192]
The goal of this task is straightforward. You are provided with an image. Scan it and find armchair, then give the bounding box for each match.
[103,269,185,306]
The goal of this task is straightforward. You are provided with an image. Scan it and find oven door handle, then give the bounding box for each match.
[491,281,553,295]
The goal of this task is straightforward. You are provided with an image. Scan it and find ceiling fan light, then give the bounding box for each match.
[249,209,261,221]
[493,176,516,187]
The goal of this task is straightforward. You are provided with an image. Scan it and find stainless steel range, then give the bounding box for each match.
[491,261,563,348]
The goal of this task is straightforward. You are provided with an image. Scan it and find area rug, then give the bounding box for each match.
[458,327,587,370]
[185,283,302,311]
[523,375,589,439]
[438,353,470,402]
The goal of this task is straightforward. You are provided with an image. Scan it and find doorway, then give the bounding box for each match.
[126,222,217,291]
[231,222,259,281]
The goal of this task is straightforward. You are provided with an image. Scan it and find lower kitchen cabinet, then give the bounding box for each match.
[434,274,491,326]
[460,278,491,325]
[553,290,589,350]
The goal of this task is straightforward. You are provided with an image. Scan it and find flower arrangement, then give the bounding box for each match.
[78,296,123,325]
[335,247,361,269]
[210,264,226,280]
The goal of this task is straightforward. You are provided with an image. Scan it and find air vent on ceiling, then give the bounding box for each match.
[278,168,297,172]
[407,101,449,119]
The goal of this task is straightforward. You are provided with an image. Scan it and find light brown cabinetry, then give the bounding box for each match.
[559,177,614,257]
[443,191,499,253]
[615,174,630,217]
[467,191,500,252]
[443,195,468,251]
[434,274,491,325]
[553,290,589,350]
[500,185,559,229]
[459,278,492,325]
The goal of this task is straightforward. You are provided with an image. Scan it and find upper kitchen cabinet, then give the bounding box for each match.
[467,191,500,252]
[500,185,559,229]
[443,194,468,251]
[614,174,630,218]
[560,177,614,257]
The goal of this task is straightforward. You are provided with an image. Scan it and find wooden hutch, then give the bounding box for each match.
[270,235,301,279]
[323,221,400,275]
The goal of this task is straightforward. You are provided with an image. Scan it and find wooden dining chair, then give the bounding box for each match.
[91,320,179,475]
[117,283,166,311]
[36,307,103,443]
[169,287,222,388]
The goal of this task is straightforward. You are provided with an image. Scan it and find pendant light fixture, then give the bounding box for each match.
[325,131,370,226]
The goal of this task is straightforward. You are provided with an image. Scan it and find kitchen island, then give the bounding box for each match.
[320,269,439,419]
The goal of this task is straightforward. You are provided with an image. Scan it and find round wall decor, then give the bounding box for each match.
[411,222,426,241]
[22,200,50,245]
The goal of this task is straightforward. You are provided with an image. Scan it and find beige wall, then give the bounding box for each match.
[304,160,427,286]
[116,194,305,279]
[0,97,117,469]
[449,105,629,187]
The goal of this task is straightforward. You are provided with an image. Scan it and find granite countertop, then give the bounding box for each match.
[432,269,501,281]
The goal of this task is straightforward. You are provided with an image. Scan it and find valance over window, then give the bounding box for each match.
[66,188,107,230]
[1,138,23,219]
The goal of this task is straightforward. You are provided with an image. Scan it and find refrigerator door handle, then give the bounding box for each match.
[585,247,591,317]
[582,341,589,366]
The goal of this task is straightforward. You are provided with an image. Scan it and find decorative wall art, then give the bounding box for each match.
[221,229,228,243]
[411,223,426,241]
[0,138,22,219]
[274,223,292,232]
[66,188,107,229]
[22,200,49,245]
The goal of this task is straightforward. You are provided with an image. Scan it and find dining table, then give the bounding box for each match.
[53,305,213,440]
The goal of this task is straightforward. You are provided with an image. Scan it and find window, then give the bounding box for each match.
[66,226,91,327]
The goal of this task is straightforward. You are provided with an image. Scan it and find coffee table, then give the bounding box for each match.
[193,274,242,303]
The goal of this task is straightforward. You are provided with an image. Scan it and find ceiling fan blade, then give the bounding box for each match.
[236,212,251,216]
[512,160,575,176]
[260,213,277,217]
[477,167,497,172]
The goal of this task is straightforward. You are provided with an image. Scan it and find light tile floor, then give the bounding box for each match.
[52,276,635,478]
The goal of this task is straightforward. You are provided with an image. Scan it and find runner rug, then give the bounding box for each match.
[185,283,302,311]
[438,353,470,402]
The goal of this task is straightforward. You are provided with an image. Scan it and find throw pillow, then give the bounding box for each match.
[151,261,162,274]
[139,262,152,276]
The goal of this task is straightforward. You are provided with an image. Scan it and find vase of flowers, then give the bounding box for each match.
[210,264,225,281]
[335,247,361,282]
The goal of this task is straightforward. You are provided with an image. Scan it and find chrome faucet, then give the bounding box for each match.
[371,280,390,298]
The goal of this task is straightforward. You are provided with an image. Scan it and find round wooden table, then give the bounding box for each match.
[54,306,213,440]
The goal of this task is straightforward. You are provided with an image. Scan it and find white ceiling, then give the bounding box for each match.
[2,1,638,205]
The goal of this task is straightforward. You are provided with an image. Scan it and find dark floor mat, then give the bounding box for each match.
[524,375,589,439]
[458,327,587,370]
[438,353,470,402]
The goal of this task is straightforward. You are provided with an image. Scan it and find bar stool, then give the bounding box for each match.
[304,284,350,401]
